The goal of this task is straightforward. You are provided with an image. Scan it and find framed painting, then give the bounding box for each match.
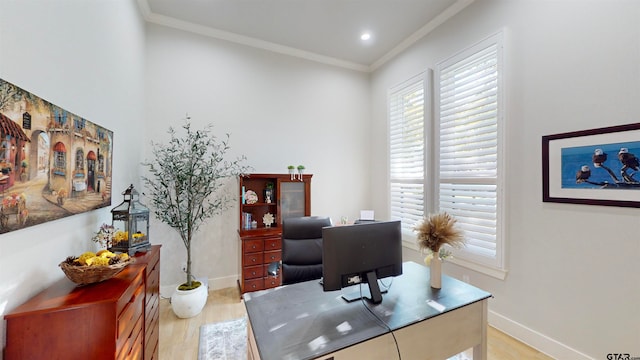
[0,78,113,234]
[542,122,640,207]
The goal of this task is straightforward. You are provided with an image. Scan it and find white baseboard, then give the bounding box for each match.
[160,274,238,299]
[489,310,594,360]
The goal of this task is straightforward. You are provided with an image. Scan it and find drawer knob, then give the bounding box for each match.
[252,258,256,262]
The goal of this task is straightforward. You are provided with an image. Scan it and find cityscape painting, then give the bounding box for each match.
[0,78,113,234]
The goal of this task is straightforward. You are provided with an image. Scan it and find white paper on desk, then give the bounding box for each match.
[360,210,374,220]
[426,299,446,312]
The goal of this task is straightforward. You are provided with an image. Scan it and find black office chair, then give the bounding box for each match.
[281,216,333,285]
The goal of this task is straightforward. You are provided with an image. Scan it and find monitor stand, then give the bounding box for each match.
[342,271,386,304]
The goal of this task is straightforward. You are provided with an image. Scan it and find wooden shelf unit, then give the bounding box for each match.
[238,173,311,294]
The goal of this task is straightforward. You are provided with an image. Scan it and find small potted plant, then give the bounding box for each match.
[297,165,305,181]
[287,165,295,180]
[142,117,249,318]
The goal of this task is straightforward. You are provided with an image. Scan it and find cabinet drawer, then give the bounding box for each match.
[117,315,143,360]
[263,250,281,264]
[243,278,264,292]
[145,328,159,360]
[244,239,264,253]
[243,265,264,280]
[117,271,144,314]
[264,237,281,250]
[264,274,281,289]
[145,292,159,329]
[117,284,144,340]
[244,253,263,266]
[144,311,159,360]
[146,265,160,306]
[145,304,159,344]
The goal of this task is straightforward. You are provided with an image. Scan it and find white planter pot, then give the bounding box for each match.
[171,283,208,318]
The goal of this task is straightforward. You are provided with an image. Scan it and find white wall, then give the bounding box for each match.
[3,1,638,358]
[372,1,640,359]
[144,24,372,294]
[0,0,146,355]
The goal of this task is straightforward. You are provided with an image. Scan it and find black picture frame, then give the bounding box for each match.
[542,122,640,208]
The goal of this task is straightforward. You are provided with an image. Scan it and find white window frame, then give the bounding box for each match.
[388,72,430,240]
[388,31,507,279]
[435,31,506,279]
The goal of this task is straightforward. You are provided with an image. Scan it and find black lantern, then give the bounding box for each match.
[109,184,150,255]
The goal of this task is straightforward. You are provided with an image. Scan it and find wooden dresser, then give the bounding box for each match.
[3,245,161,360]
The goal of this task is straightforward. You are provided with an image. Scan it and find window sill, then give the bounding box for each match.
[402,240,508,280]
[447,257,508,280]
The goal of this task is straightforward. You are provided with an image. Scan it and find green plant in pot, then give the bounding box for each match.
[142,118,249,318]
[287,165,295,180]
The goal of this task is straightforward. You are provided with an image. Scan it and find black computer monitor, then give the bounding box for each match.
[322,220,403,304]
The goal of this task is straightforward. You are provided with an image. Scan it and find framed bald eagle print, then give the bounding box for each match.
[543,122,640,208]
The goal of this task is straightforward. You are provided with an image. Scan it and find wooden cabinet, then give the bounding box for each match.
[4,245,161,360]
[238,173,311,294]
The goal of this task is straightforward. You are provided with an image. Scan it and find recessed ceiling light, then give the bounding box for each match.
[360,32,371,41]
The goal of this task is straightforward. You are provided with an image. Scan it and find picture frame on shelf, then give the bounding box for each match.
[542,122,640,208]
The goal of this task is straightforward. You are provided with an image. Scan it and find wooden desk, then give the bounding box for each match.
[243,261,491,360]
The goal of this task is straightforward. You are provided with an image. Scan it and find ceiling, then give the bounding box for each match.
[139,0,473,72]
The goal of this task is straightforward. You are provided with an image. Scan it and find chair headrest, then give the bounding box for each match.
[282,216,332,239]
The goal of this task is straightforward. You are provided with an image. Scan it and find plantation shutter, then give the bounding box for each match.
[389,73,426,235]
[436,33,503,267]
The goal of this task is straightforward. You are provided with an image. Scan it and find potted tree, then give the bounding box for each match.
[142,118,248,318]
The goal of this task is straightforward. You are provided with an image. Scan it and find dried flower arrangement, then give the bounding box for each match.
[91,223,115,248]
[414,212,465,256]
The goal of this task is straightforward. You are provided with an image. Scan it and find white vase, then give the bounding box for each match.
[430,252,442,289]
[171,283,208,318]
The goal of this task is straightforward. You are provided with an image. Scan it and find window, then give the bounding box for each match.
[53,142,67,176]
[435,32,504,275]
[388,73,427,236]
[75,149,84,170]
[74,118,86,131]
[98,154,104,173]
[388,32,505,278]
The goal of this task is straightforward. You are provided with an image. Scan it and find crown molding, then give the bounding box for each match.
[137,0,474,73]
[370,0,475,71]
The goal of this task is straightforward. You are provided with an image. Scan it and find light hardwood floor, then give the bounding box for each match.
[159,287,554,360]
